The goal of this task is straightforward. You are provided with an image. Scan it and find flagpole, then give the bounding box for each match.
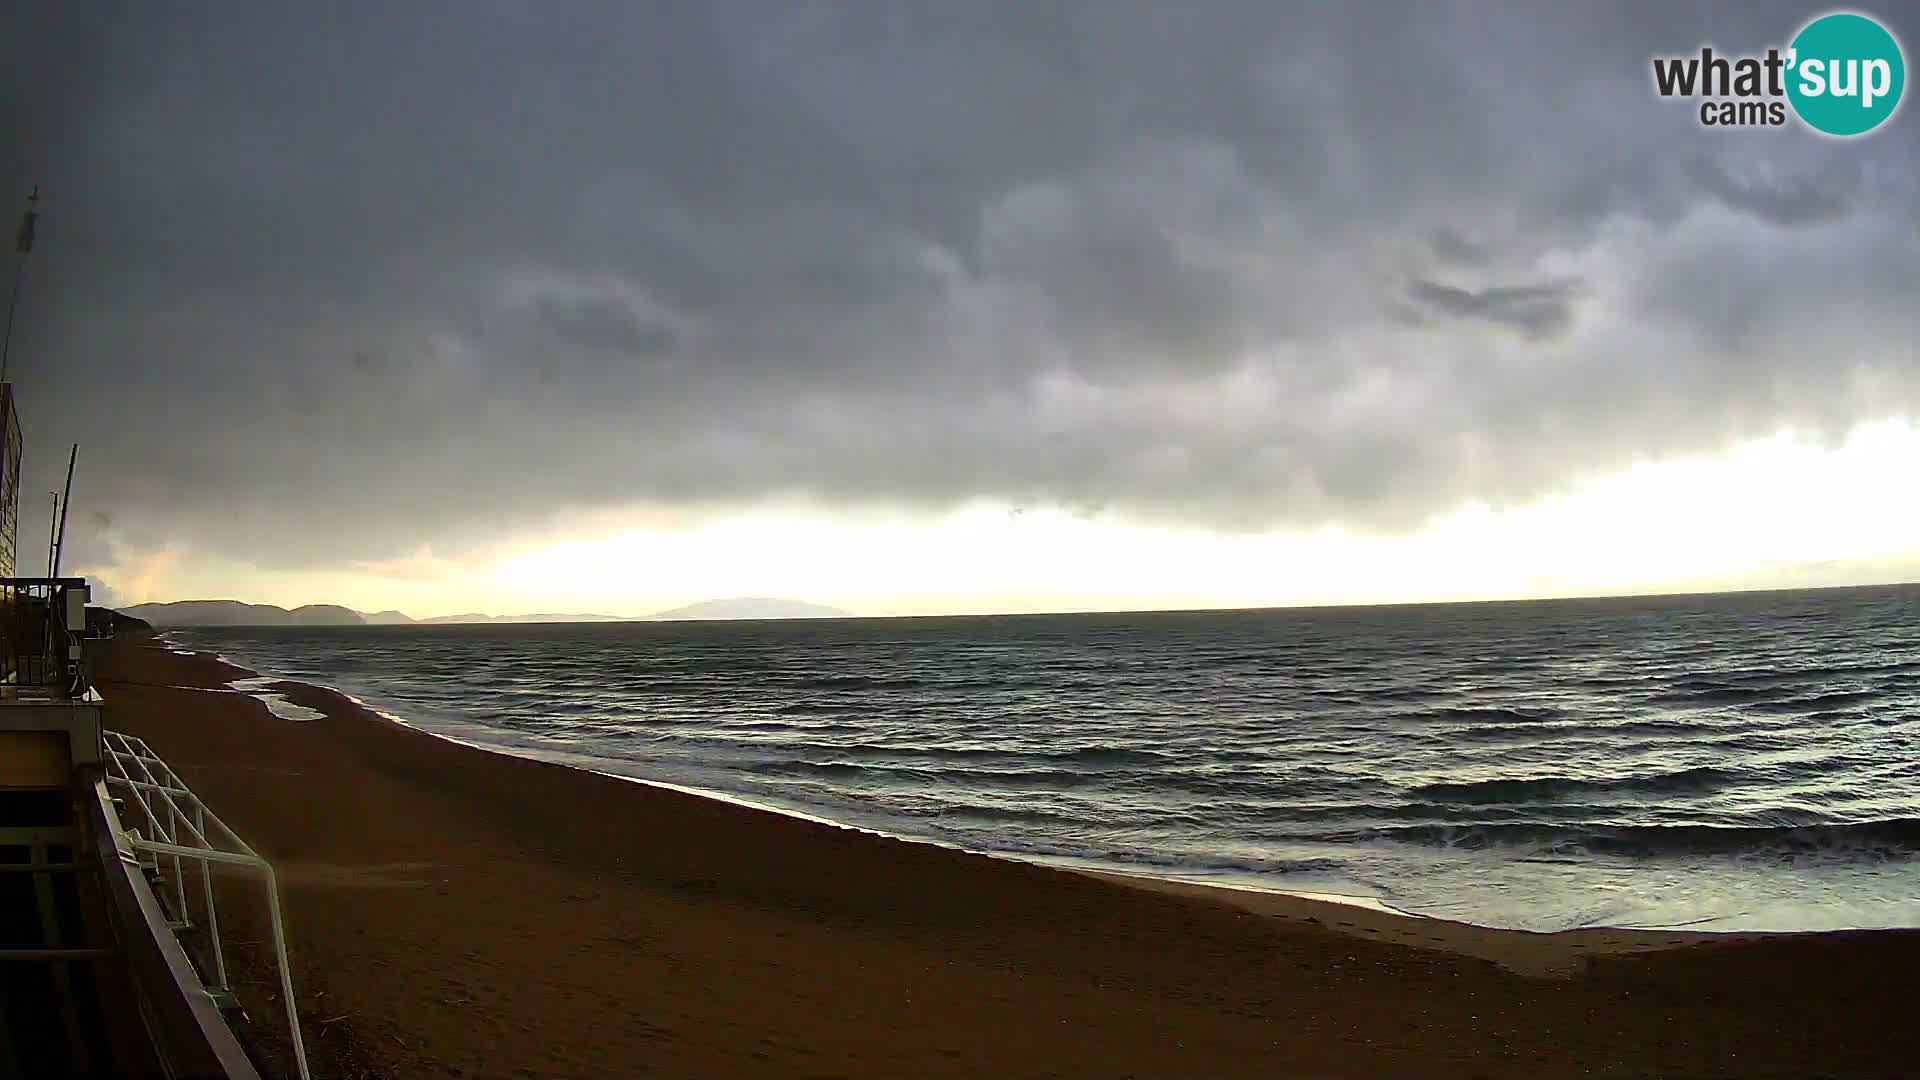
[2,185,40,385]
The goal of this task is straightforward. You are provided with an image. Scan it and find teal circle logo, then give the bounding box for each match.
[1786,11,1906,136]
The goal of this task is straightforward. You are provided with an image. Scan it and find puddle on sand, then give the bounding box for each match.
[229,677,328,722]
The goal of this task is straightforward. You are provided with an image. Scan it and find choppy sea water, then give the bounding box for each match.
[165,585,1920,933]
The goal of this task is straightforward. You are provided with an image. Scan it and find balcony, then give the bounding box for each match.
[0,578,92,702]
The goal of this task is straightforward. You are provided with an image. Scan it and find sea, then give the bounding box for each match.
[162,585,1920,934]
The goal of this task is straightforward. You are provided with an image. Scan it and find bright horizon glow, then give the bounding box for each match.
[85,416,1920,620]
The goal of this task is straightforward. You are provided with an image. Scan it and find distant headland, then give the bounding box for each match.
[119,597,850,627]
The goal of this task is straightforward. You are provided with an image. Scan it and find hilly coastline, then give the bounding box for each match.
[121,597,850,627]
[117,600,367,627]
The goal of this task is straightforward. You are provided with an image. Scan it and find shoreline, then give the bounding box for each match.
[99,631,1920,1078]
[252,678,1739,977]
[166,633,1902,942]
[264,689,1795,980]
[163,634,1742,942]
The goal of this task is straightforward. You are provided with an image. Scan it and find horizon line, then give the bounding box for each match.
[117,577,1920,625]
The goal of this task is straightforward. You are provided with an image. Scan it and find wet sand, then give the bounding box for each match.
[97,633,1920,1078]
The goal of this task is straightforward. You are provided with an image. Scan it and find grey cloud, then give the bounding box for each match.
[1687,157,1860,226]
[529,297,678,357]
[1409,280,1582,340]
[1429,227,1493,266]
[4,0,1917,571]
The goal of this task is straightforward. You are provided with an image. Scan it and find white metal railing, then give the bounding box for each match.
[101,730,311,1080]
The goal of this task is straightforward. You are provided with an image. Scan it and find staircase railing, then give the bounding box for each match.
[101,730,311,1080]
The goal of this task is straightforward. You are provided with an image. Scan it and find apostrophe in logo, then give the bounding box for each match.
[1786,12,1905,136]
[1651,9,1906,137]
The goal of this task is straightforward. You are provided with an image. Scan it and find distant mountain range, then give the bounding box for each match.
[116,600,367,627]
[414,612,641,624]
[648,598,846,621]
[120,597,849,627]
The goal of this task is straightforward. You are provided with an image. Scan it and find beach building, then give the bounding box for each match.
[0,381,304,1079]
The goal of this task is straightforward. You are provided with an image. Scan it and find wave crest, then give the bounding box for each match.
[1408,767,1740,804]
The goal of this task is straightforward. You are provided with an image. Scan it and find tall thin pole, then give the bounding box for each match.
[46,492,57,577]
[52,444,75,578]
[2,186,40,385]
[1,253,28,385]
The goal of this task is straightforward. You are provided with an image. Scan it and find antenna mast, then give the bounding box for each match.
[2,185,40,384]
[52,444,76,577]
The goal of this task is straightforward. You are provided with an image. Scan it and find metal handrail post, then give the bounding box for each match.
[168,795,189,927]
[195,800,226,991]
[260,861,308,1080]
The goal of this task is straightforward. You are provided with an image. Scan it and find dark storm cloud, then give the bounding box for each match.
[4,0,1917,572]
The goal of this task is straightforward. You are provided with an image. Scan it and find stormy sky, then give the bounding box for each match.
[3,2,1917,614]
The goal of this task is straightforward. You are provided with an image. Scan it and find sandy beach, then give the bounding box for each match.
[96,633,1920,1079]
